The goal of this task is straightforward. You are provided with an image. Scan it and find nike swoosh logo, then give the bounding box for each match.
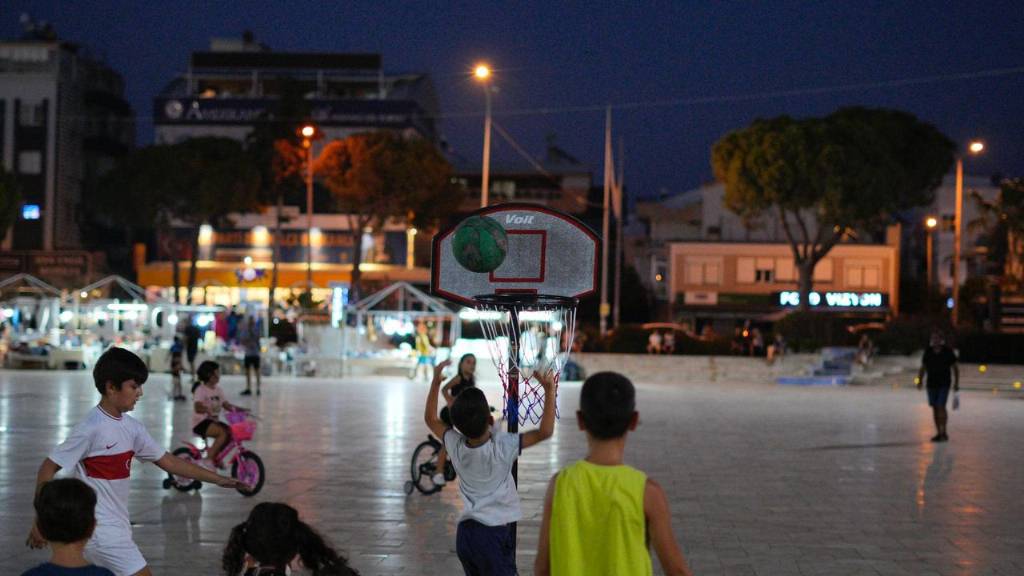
[105,443,118,450]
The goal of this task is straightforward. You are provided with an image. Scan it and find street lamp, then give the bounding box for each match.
[299,123,321,292]
[474,63,493,208]
[952,140,985,325]
[925,216,938,291]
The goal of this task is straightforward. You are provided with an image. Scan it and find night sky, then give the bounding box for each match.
[5,2,1024,199]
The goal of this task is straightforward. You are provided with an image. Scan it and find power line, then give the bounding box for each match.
[48,64,1024,125]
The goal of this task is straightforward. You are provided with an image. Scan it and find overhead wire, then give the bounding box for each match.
[52,64,1024,124]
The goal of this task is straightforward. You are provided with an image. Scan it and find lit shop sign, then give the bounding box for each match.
[156,98,425,128]
[777,291,886,309]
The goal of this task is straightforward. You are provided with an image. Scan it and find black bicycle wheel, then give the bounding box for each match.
[168,447,202,492]
[232,451,265,496]
[410,439,442,495]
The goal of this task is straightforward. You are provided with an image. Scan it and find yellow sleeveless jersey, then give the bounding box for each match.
[550,460,652,576]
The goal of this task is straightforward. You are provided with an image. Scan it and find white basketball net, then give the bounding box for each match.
[473,298,578,425]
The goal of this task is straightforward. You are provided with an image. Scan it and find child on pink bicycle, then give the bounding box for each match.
[192,360,248,469]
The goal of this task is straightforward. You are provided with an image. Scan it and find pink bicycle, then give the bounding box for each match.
[162,409,265,496]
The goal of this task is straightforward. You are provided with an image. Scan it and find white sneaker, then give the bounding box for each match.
[432,472,446,486]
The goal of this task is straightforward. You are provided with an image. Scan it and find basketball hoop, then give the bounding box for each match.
[472,294,579,426]
[431,203,598,551]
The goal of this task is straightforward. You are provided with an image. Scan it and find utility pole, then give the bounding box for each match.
[599,107,612,336]
[613,137,624,329]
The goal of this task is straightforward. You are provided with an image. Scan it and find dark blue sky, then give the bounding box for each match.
[6,1,1024,198]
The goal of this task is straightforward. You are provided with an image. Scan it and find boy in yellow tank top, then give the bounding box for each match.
[535,372,692,576]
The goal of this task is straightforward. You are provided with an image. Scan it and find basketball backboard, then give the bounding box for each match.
[431,203,599,306]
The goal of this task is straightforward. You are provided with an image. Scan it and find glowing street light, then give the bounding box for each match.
[474,62,493,207]
[298,123,322,291]
[953,140,986,325]
[925,216,938,290]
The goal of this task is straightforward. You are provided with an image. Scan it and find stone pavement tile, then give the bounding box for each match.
[2,370,1024,573]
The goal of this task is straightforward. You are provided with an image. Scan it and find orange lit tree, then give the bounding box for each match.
[317,131,459,300]
[712,108,953,310]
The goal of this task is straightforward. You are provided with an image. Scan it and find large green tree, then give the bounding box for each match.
[97,138,262,303]
[96,145,187,300]
[317,131,460,300]
[712,107,954,309]
[0,166,21,243]
[244,81,310,309]
[173,137,262,303]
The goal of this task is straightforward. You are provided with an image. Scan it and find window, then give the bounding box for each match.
[845,262,880,288]
[737,257,755,283]
[941,214,955,232]
[492,180,515,199]
[814,259,833,281]
[755,258,774,283]
[775,258,795,282]
[19,101,45,127]
[739,257,776,283]
[684,257,722,285]
[18,151,42,174]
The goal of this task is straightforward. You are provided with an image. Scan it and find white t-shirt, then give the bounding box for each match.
[49,406,165,530]
[192,384,226,428]
[443,424,522,526]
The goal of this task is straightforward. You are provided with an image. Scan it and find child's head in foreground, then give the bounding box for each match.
[34,478,97,545]
[450,387,492,440]
[223,502,354,575]
[578,371,637,440]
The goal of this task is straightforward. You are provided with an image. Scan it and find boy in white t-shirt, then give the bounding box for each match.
[26,347,245,576]
[423,359,557,575]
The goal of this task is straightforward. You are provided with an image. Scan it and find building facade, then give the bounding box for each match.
[451,142,595,215]
[631,183,902,326]
[670,234,900,331]
[903,174,1000,291]
[0,35,133,260]
[141,34,443,306]
[154,34,439,146]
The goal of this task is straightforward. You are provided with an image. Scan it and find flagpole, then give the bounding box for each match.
[613,137,624,329]
[600,106,612,337]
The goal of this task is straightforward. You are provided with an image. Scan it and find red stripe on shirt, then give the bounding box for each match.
[83,451,135,480]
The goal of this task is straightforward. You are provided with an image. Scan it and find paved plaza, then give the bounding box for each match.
[2,366,1023,575]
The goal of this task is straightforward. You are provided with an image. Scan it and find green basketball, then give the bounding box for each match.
[452,216,508,273]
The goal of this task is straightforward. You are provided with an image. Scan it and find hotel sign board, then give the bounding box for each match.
[776,291,887,309]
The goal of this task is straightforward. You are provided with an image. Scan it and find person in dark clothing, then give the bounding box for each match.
[916,331,959,442]
[184,321,201,380]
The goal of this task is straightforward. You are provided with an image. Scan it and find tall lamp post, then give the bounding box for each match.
[300,124,320,292]
[952,140,985,326]
[925,216,938,291]
[474,63,493,207]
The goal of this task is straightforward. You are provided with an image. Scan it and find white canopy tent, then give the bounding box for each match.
[340,281,459,362]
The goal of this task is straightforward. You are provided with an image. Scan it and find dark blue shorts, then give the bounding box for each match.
[927,386,951,407]
[455,520,517,576]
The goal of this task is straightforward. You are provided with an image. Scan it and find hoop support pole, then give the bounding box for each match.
[507,306,520,552]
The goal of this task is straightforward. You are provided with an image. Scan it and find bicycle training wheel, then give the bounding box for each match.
[168,447,202,492]
[232,451,265,496]
[410,440,442,495]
